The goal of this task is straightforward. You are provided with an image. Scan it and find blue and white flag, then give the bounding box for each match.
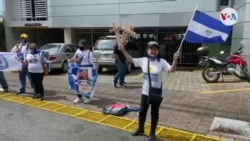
[185,10,232,43]
[68,63,98,99]
[39,51,51,72]
[0,52,23,71]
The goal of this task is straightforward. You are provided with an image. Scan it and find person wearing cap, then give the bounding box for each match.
[119,41,179,141]
[11,33,34,94]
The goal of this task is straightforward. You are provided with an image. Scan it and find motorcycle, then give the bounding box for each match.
[199,41,250,83]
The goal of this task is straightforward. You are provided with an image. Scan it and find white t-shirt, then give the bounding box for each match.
[11,43,29,57]
[133,57,171,96]
[74,49,94,65]
[26,53,43,73]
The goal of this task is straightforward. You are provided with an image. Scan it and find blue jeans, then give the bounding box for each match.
[19,67,34,92]
[114,62,126,86]
[0,71,9,91]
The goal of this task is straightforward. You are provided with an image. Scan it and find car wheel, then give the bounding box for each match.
[62,61,68,73]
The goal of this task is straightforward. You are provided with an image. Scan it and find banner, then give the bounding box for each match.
[39,51,51,72]
[68,63,98,99]
[0,52,23,71]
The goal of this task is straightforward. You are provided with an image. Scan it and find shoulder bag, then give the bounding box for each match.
[147,58,163,104]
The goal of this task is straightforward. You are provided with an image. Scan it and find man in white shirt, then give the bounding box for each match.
[11,33,34,94]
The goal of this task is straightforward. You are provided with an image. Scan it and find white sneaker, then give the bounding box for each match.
[83,98,91,104]
[73,97,84,103]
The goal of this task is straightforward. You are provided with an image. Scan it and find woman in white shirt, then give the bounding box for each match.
[25,43,45,100]
[119,41,179,141]
[68,39,94,104]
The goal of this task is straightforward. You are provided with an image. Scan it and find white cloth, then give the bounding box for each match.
[11,43,30,57]
[26,53,43,73]
[74,49,94,65]
[133,57,171,96]
[0,52,23,71]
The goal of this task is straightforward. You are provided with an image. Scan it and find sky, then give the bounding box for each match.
[0,0,2,15]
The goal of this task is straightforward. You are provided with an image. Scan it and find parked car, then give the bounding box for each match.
[93,36,140,73]
[38,43,78,72]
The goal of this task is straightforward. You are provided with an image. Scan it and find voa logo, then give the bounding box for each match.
[220,8,238,26]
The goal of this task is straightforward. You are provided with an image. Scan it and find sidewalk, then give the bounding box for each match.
[3,70,250,141]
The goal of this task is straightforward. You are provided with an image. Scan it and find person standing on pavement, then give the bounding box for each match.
[11,33,34,94]
[68,39,94,104]
[24,43,45,100]
[113,44,127,88]
[119,41,179,141]
[0,71,9,92]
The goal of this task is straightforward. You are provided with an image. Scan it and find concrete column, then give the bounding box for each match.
[3,0,14,52]
[231,1,250,69]
[64,28,72,43]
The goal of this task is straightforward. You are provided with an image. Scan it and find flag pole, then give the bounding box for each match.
[177,5,199,52]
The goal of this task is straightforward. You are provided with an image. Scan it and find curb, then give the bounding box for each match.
[0,93,224,141]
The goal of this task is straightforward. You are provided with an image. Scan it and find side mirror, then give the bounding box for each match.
[220,51,225,54]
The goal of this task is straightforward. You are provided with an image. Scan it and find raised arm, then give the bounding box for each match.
[168,51,180,73]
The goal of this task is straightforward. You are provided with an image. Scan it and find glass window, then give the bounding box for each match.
[38,44,60,52]
[64,45,74,52]
[69,45,78,52]
[95,39,117,50]
[220,0,229,6]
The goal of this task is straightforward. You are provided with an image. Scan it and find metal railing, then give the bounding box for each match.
[73,28,201,66]
[20,0,47,21]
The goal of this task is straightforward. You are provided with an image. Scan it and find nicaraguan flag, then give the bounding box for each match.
[185,10,232,43]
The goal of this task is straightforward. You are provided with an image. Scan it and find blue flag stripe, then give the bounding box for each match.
[193,10,232,34]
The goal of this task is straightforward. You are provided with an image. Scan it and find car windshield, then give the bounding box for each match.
[38,44,61,52]
[96,39,116,50]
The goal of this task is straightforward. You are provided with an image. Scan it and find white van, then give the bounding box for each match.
[93,36,140,73]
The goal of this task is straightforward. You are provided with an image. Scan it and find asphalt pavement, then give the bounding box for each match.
[0,100,149,141]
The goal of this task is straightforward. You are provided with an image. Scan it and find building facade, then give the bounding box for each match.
[2,0,250,66]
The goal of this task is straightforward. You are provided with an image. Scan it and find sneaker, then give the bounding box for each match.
[113,81,117,88]
[73,97,84,103]
[119,85,127,88]
[83,98,91,104]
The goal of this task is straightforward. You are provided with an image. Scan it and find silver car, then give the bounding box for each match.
[93,36,140,73]
[38,43,78,72]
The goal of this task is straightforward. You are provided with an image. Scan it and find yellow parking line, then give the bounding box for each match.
[201,88,250,94]
[202,81,247,86]
[0,93,224,141]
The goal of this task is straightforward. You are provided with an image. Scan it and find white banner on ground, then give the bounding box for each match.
[0,52,23,71]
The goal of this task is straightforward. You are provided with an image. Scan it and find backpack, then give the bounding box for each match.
[102,103,129,116]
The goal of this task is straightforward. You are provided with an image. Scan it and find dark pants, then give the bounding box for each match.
[29,73,44,97]
[19,67,35,92]
[113,62,126,86]
[138,94,163,135]
[0,71,8,91]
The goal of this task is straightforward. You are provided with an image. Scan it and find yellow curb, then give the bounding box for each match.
[0,93,224,141]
